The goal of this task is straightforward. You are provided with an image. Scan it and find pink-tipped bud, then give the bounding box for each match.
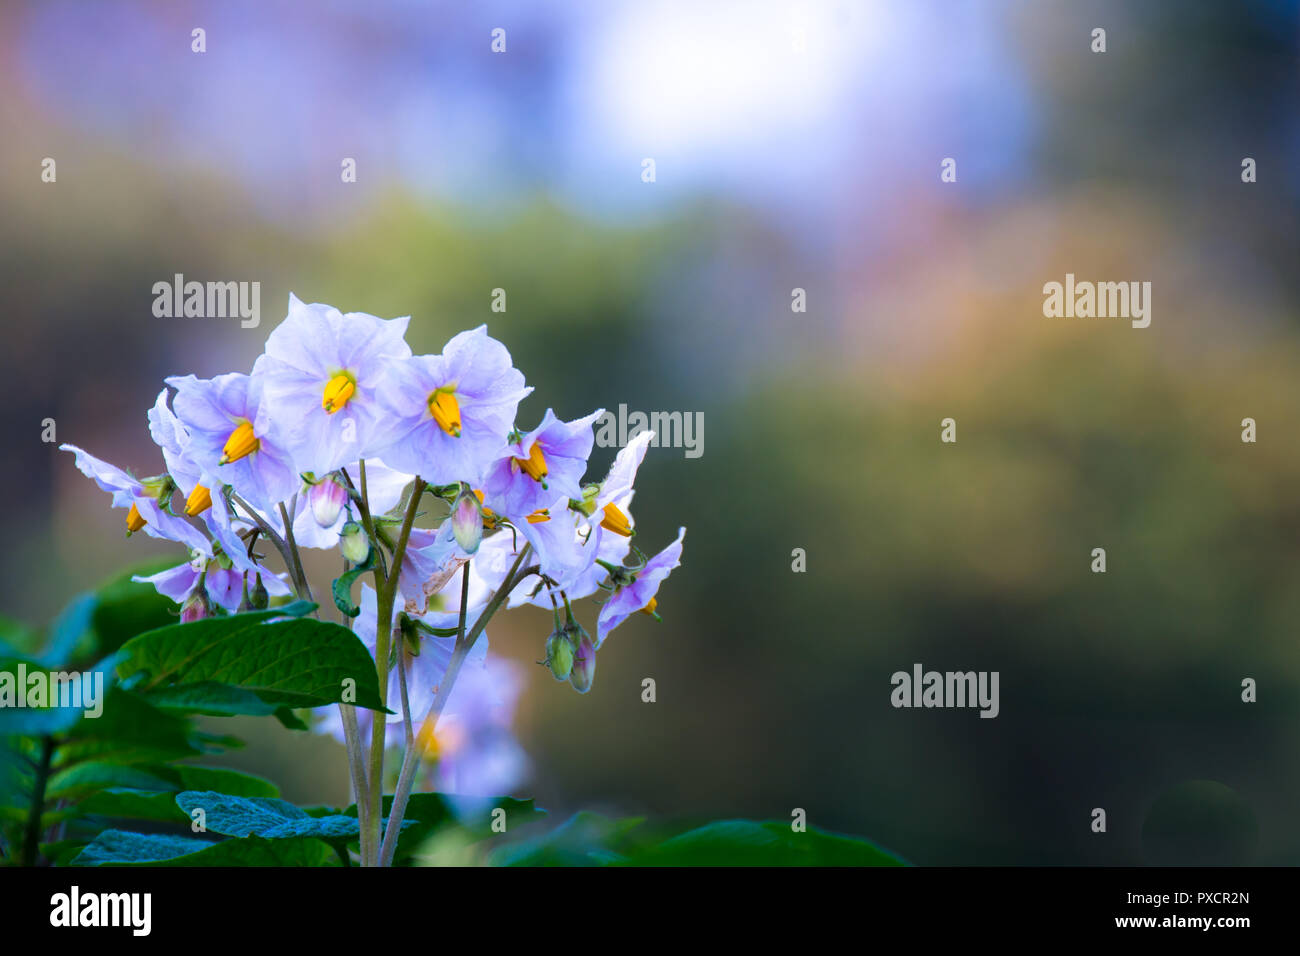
[181,589,212,624]
[450,486,483,554]
[569,633,596,694]
[310,476,348,528]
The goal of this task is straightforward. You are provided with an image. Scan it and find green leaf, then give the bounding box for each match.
[116,605,388,712]
[175,790,401,842]
[487,815,906,867]
[624,820,906,866]
[0,614,41,659]
[172,767,279,798]
[44,593,99,669]
[0,656,111,737]
[273,707,309,730]
[40,838,94,866]
[49,761,277,805]
[46,761,176,801]
[141,681,283,717]
[70,829,339,866]
[54,688,203,766]
[345,793,545,864]
[78,788,191,825]
[488,811,643,866]
[47,560,180,668]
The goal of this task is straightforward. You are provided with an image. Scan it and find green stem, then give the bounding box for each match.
[378,545,530,866]
[364,476,425,866]
[23,736,54,867]
[230,493,293,574]
[279,498,315,606]
[340,465,388,580]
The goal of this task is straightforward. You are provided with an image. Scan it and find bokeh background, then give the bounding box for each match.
[2,0,1298,865]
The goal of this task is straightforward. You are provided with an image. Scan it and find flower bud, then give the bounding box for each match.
[249,574,269,610]
[309,476,348,528]
[398,613,423,656]
[569,633,596,694]
[450,486,483,554]
[339,520,371,564]
[573,484,600,517]
[181,589,212,624]
[139,473,176,504]
[544,629,576,682]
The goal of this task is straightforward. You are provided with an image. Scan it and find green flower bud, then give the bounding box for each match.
[249,574,269,610]
[545,629,576,682]
[339,520,371,564]
[139,473,176,505]
[398,613,422,656]
[572,484,600,517]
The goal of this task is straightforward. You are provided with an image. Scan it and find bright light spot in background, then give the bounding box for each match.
[571,0,891,158]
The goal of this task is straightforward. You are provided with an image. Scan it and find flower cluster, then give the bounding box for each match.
[62,294,686,799]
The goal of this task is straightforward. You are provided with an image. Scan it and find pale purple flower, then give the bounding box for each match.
[595,527,686,647]
[495,433,654,608]
[381,326,531,486]
[204,491,294,582]
[60,444,209,552]
[148,391,253,556]
[585,429,654,547]
[428,657,528,799]
[510,518,631,609]
[147,389,205,496]
[135,561,242,612]
[515,428,655,606]
[462,528,529,598]
[513,507,599,598]
[481,408,603,519]
[394,527,460,613]
[165,371,297,512]
[133,540,290,614]
[256,294,414,476]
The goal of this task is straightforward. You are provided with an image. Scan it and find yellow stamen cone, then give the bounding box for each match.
[515,441,547,482]
[321,373,356,414]
[600,502,633,537]
[184,484,213,517]
[220,422,259,464]
[473,489,500,529]
[126,502,146,533]
[428,390,461,436]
